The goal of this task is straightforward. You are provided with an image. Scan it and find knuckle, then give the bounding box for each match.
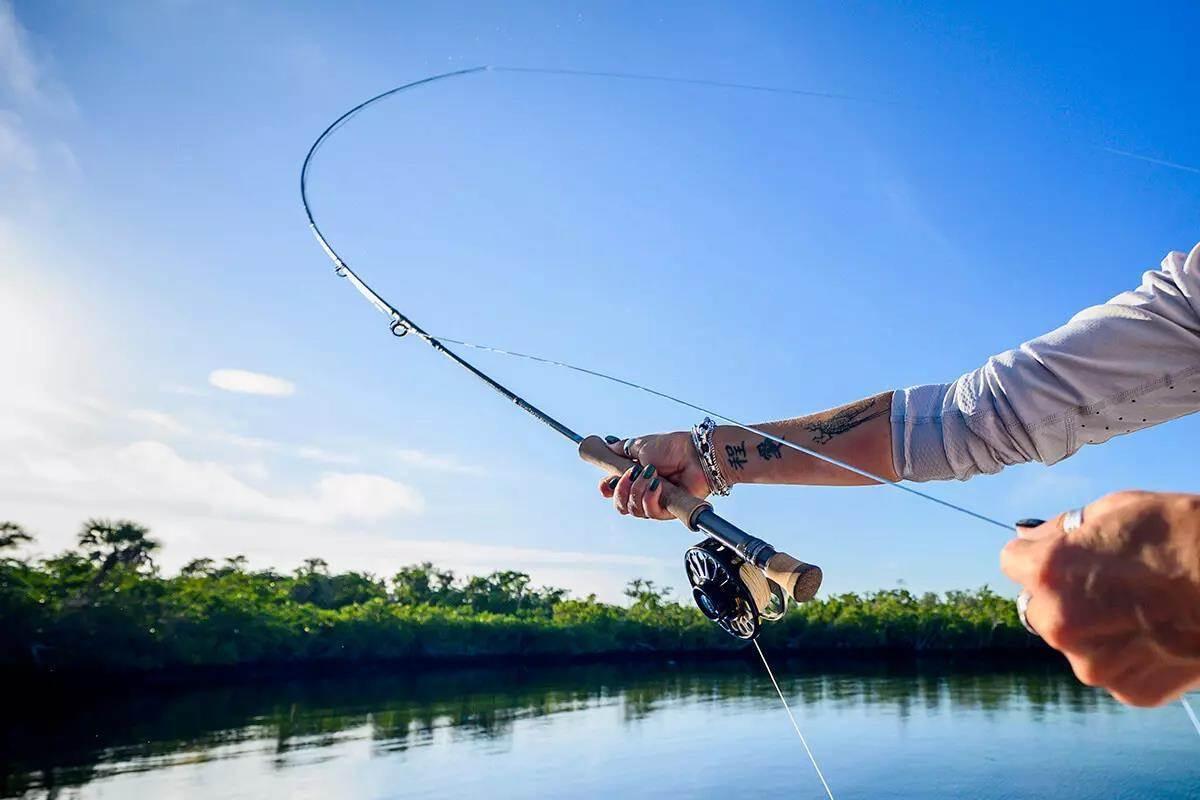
[1033,539,1070,587]
[1033,599,1078,649]
[1099,489,1146,512]
[1175,494,1200,517]
[1070,658,1107,688]
[999,539,1021,568]
[1039,619,1070,649]
[1112,686,1169,708]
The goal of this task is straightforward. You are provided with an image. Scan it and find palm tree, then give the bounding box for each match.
[223,555,249,573]
[299,557,329,575]
[77,518,160,577]
[67,519,161,607]
[180,557,215,577]
[0,521,32,551]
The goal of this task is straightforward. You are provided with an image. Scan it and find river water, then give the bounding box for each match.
[2,657,1195,799]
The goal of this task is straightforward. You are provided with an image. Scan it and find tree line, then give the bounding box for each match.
[0,519,1042,674]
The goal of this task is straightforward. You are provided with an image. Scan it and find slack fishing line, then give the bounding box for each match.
[301,64,1197,787]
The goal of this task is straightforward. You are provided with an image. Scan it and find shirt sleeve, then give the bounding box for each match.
[892,241,1200,482]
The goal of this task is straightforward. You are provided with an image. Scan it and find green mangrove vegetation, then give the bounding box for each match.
[0,519,1041,674]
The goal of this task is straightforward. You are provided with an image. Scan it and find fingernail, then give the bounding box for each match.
[1014,518,1056,541]
[650,477,660,491]
[641,465,656,481]
[607,476,620,489]
[629,465,642,480]
[604,435,621,444]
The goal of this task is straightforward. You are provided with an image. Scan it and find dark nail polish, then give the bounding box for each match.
[650,477,660,491]
[607,476,620,489]
[604,435,621,444]
[641,465,656,481]
[1015,518,1046,528]
[629,465,642,481]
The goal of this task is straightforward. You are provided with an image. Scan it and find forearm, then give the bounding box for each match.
[711,391,899,486]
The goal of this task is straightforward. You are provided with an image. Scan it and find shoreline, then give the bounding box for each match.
[5,643,1061,694]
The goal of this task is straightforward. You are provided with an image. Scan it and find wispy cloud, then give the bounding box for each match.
[127,407,358,465]
[1101,146,1200,176]
[396,448,483,475]
[0,1,38,100]
[0,110,36,172]
[0,0,77,215]
[161,383,209,397]
[296,446,358,466]
[209,368,296,397]
[128,408,191,436]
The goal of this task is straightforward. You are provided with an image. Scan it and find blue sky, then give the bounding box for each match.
[1,1,1197,602]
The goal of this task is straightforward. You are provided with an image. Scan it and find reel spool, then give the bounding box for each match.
[684,538,788,640]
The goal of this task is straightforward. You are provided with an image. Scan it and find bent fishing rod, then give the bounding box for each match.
[299,65,1033,637]
[301,68,826,638]
[301,65,1200,797]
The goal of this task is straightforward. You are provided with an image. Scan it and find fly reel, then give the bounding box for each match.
[685,538,788,640]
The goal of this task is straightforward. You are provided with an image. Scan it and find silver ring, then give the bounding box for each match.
[623,438,637,460]
[1016,589,1038,636]
[1062,507,1085,533]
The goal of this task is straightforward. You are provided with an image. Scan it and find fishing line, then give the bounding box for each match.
[423,331,1014,532]
[302,63,1015,533]
[755,640,837,800]
[302,64,1199,780]
[1183,696,1200,738]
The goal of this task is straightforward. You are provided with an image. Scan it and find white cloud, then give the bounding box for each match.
[209,368,296,397]
[25,456,86,484]
[125,407,358,466]
[214,431,276,450]
[396,448,483,475]
[0,387,663,601]
[214,430,357,465]
[310,472,423,521]
[128,408,191,436]
[8,439,422,526]
[296,446,358,465]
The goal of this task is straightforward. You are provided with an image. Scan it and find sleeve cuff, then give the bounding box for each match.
[890,384,957,482]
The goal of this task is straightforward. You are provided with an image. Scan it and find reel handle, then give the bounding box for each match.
[578,435,823,603]
[762,551,823,603]
[578,434,710,529]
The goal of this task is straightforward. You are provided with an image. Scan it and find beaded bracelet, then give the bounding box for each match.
[691,416,732,497]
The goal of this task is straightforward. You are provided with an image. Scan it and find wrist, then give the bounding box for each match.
[712,425,750,487]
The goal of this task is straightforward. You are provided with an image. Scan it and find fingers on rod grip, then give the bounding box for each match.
[578,436,708,529]
[764,552,823,602]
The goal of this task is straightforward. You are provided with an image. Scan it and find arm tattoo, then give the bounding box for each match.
[756,437,784,461]
[804,398,888,445]
[725,441,748,471]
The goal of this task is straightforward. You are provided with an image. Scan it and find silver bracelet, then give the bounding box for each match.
[691,417,732,497]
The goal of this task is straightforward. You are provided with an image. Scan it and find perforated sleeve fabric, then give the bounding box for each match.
[892,241,1200,482]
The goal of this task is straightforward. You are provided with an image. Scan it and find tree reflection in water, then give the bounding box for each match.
[0,657,1098,798]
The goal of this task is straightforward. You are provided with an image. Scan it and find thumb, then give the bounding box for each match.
[605,435,635,460]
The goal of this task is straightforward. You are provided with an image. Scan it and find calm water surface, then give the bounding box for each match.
[2,657,1195,799]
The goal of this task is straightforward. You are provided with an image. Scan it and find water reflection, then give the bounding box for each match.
[0,656,1125,798]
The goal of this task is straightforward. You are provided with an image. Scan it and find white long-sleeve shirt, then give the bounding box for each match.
[892,242,1200,481]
